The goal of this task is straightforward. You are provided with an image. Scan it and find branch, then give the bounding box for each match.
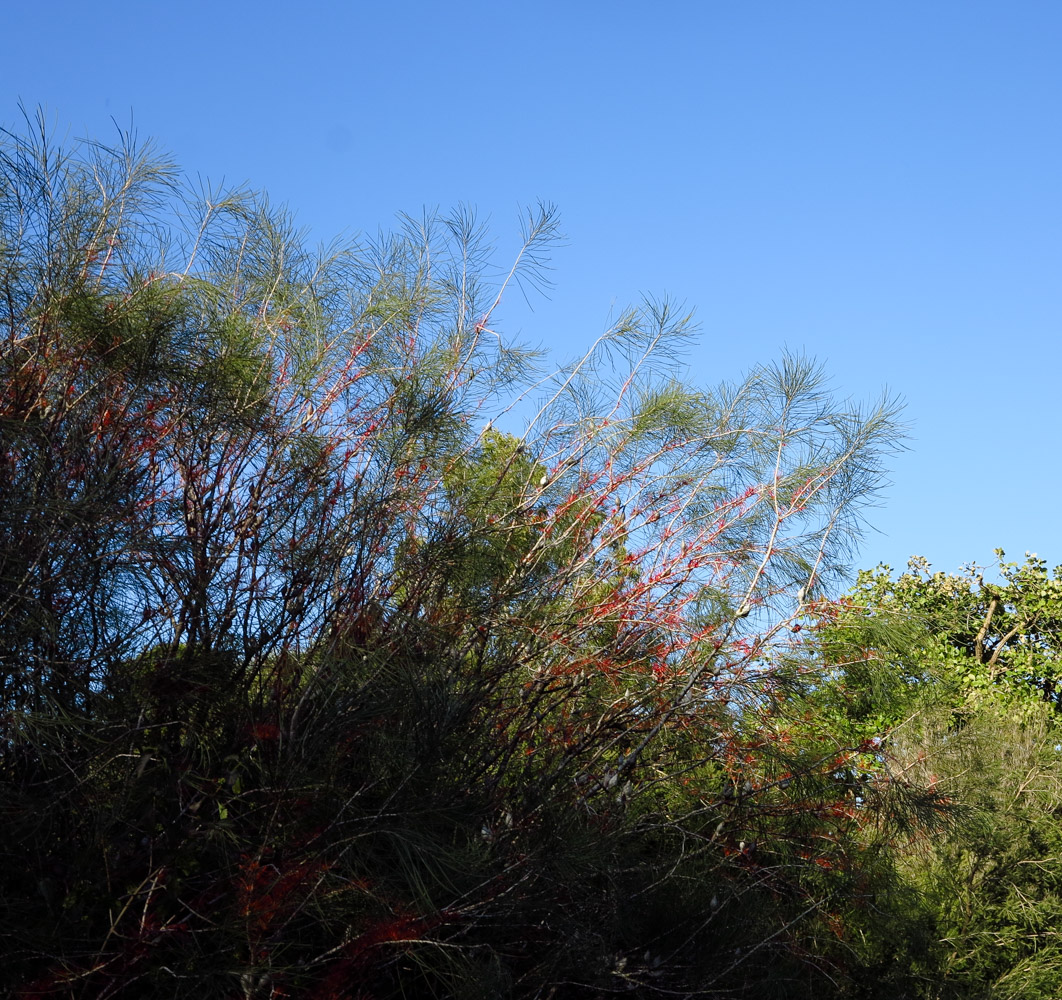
[973,596,998,664]
[987,615,1034,673]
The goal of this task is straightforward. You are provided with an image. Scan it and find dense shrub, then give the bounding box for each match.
[1,114,927,999]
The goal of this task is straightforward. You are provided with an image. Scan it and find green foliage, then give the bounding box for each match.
[909,701,1062,999]
[822,554,1062,999]
[848,552,1062,715]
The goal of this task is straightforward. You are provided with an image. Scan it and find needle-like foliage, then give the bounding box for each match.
[0,113,926,1000]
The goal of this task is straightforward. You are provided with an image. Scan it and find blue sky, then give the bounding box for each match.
[6,1,1061,581]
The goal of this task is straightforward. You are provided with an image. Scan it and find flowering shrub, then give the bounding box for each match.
[0,115,926,998]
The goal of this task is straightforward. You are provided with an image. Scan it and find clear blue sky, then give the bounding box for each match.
[7,1,1061,581]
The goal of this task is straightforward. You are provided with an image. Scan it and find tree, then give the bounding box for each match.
[1,111,910,999]
[822,554,1062,998]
